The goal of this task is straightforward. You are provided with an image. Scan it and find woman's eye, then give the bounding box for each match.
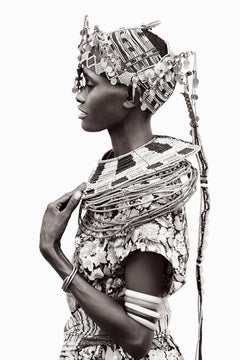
[86,81,93,87]
[81,77,93,88]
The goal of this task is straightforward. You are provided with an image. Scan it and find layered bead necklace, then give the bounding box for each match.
[79,135,200,238]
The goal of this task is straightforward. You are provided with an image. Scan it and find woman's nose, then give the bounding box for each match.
[75,87,87,103]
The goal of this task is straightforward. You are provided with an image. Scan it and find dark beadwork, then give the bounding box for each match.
[89,163,106,183]
[111,176,128,186]
[116,155,136,174]
[147,161,164,169]
[178,148,193,155]
[145,142,172,153]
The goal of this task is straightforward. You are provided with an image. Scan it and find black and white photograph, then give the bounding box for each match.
[1,1,238,359]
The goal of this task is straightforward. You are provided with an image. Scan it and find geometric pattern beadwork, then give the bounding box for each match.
[145,142,172,153]
[84,135,200,198]
[112,176,129,187]
[147,161,164,169]
[116,154,136,175]
[177,148,193,155]
[89,162,106,183]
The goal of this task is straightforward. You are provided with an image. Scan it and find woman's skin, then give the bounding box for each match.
[77,68,153,156]
[40,68,170,359]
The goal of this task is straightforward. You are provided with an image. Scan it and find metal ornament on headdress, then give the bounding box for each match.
[73,15,177,114]
[73,15,210,360]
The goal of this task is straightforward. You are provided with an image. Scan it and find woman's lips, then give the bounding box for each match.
[78,106,88,118]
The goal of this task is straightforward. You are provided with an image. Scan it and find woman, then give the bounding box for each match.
[40,16,209,360]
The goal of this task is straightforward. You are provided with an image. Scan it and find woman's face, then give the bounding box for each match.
[75,68,129,132]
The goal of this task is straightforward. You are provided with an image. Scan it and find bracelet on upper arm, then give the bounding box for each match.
[124,288,162,331]
[127,312,158,331]
[125,301,160,319]
[124,295,160,310]
[125,289,162,304]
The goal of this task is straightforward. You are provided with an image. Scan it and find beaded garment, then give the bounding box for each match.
[60,136,200,360]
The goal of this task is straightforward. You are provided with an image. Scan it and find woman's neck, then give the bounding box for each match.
[107,114,153,157]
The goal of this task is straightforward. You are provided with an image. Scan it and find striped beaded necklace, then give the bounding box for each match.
[83,135,200,199]
[78,136,199,239]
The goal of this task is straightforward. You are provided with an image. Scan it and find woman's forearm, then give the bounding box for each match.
[42,247,153,359]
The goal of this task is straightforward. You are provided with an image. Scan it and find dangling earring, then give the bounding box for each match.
[131,76,138,102]
[72,67,83,93]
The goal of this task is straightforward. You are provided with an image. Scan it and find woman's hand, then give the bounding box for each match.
[39,183,86,260]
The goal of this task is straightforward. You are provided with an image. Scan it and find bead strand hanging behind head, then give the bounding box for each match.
[181,52,210,360]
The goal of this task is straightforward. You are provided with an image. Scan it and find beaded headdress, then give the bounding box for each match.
[73,15,210,360]
[73,15,199,115]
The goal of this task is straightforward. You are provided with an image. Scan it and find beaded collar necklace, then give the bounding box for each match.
[83,135,200,199]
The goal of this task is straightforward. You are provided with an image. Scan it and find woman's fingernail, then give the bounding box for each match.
[80,182,86,190]
[73,190,81,200]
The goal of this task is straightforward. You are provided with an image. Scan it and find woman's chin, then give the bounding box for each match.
[80,121,103,133]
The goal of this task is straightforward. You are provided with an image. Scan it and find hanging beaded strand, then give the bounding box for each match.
[181,52,210,360]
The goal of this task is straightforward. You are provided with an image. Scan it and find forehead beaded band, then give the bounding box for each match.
[73,15,210,360]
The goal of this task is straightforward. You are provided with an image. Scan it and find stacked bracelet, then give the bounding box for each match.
[124,289,161,331]
[124,295,159,310]
[127,312,158,331]
[125,302,160,319]
[125,289,162,304]
[62,263,79,292]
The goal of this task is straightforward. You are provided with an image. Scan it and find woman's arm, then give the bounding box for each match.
[40,186,170,359]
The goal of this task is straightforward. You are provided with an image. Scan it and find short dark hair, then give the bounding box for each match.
[142,29,168,57]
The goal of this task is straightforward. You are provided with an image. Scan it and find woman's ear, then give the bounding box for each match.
[123,86,141,109]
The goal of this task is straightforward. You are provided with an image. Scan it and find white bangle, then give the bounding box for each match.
[125,302,160,319]
[125,289,161,304]
[127,312,158,331]
[124,295,160,310]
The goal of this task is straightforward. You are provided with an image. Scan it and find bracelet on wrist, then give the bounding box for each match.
[62,263,79,292]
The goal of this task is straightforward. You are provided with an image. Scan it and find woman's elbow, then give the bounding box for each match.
[126,330,153,359]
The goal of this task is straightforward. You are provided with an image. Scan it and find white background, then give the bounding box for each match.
[0,0,239,359]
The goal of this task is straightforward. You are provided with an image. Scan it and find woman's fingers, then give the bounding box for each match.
[40,183,87,258]
[54,185,81,204]
[64,182,86,214]
[40,183,86,257]
[76,182,87,193]
[54,182,86,212]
